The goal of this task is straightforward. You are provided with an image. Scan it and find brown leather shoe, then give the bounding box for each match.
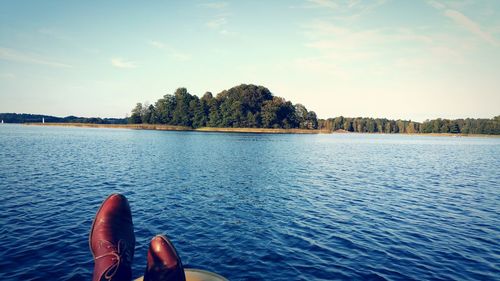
[90,194,135,281]
[144,235,186,281]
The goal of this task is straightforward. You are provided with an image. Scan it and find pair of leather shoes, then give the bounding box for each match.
[89,194,186,281]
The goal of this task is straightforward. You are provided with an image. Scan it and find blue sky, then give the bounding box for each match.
[0,0,499,121]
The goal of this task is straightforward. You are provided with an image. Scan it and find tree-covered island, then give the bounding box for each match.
[129,84,319,129]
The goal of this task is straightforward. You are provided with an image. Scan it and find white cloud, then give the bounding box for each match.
[219,29,239,36]
[444,9,498,46]
[303,21,433,51]
[299,19,472,80]
[200,1,232,34]
[303,21,349,37]
[149,40,166,49]
[198,2,227,9]
[442,0,476,10]
[304,0,387,21]
[205,16,237,35]
[426,1,498,46]
[148,40,191,61]
[0,47,72,68]
[206,17,227,29]
[201,1,231,34]
[171,53,191,61]
[111,58,136,69]
[307,0,338,9]
[427,0,445,10]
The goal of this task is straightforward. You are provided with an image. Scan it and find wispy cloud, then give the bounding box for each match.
[304,0,387,21]
[111,58,136,69]
[303,21,432,49]
[148,40,191,61]
[0,47,72,68]
[306,0,338,9]
[206,17,227,29]
[444,9,498,46]
[205,16,236,35]
[200,1,232,34]
[427,1,498,46]
[149,40,166,49]
[298,19,469,79]
[427,0,445,10]
[198,1,227,9]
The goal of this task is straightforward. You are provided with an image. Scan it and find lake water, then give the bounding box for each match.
[0,124,499,281]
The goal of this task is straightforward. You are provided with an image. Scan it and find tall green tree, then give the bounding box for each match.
[129,103,144,124]
[305,111,318,129]
[294,104,309,129]
[172,88,193,126]
[142,104,156,124]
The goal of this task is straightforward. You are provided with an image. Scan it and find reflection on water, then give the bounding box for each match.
[0,125,499,280]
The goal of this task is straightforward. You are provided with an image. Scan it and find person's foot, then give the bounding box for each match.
[143,235,186,281]
[90,194,135,281]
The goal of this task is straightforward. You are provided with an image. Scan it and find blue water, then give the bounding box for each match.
[0,125,499,281]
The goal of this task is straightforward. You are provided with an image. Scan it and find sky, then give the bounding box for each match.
[0,0,499,121]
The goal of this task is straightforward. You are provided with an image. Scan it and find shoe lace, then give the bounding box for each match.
[94,239,131,280]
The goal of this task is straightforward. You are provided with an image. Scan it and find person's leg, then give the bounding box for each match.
[143,235,186,281]
[90,194,135,281]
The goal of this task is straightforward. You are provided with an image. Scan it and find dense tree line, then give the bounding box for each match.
[0,113,126,124]
[318,116,500,135]
[419,117,499,134]
[4,84,497,135]
[129,84,318,129]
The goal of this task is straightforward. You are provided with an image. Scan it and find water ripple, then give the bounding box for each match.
[0,125,499,280]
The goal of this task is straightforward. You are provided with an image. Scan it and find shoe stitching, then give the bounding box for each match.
[94,239,131,280]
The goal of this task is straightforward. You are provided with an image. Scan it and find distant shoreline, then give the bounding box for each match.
[24,122,329,134]
[20,123,500,137]
[329,129,499,138]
